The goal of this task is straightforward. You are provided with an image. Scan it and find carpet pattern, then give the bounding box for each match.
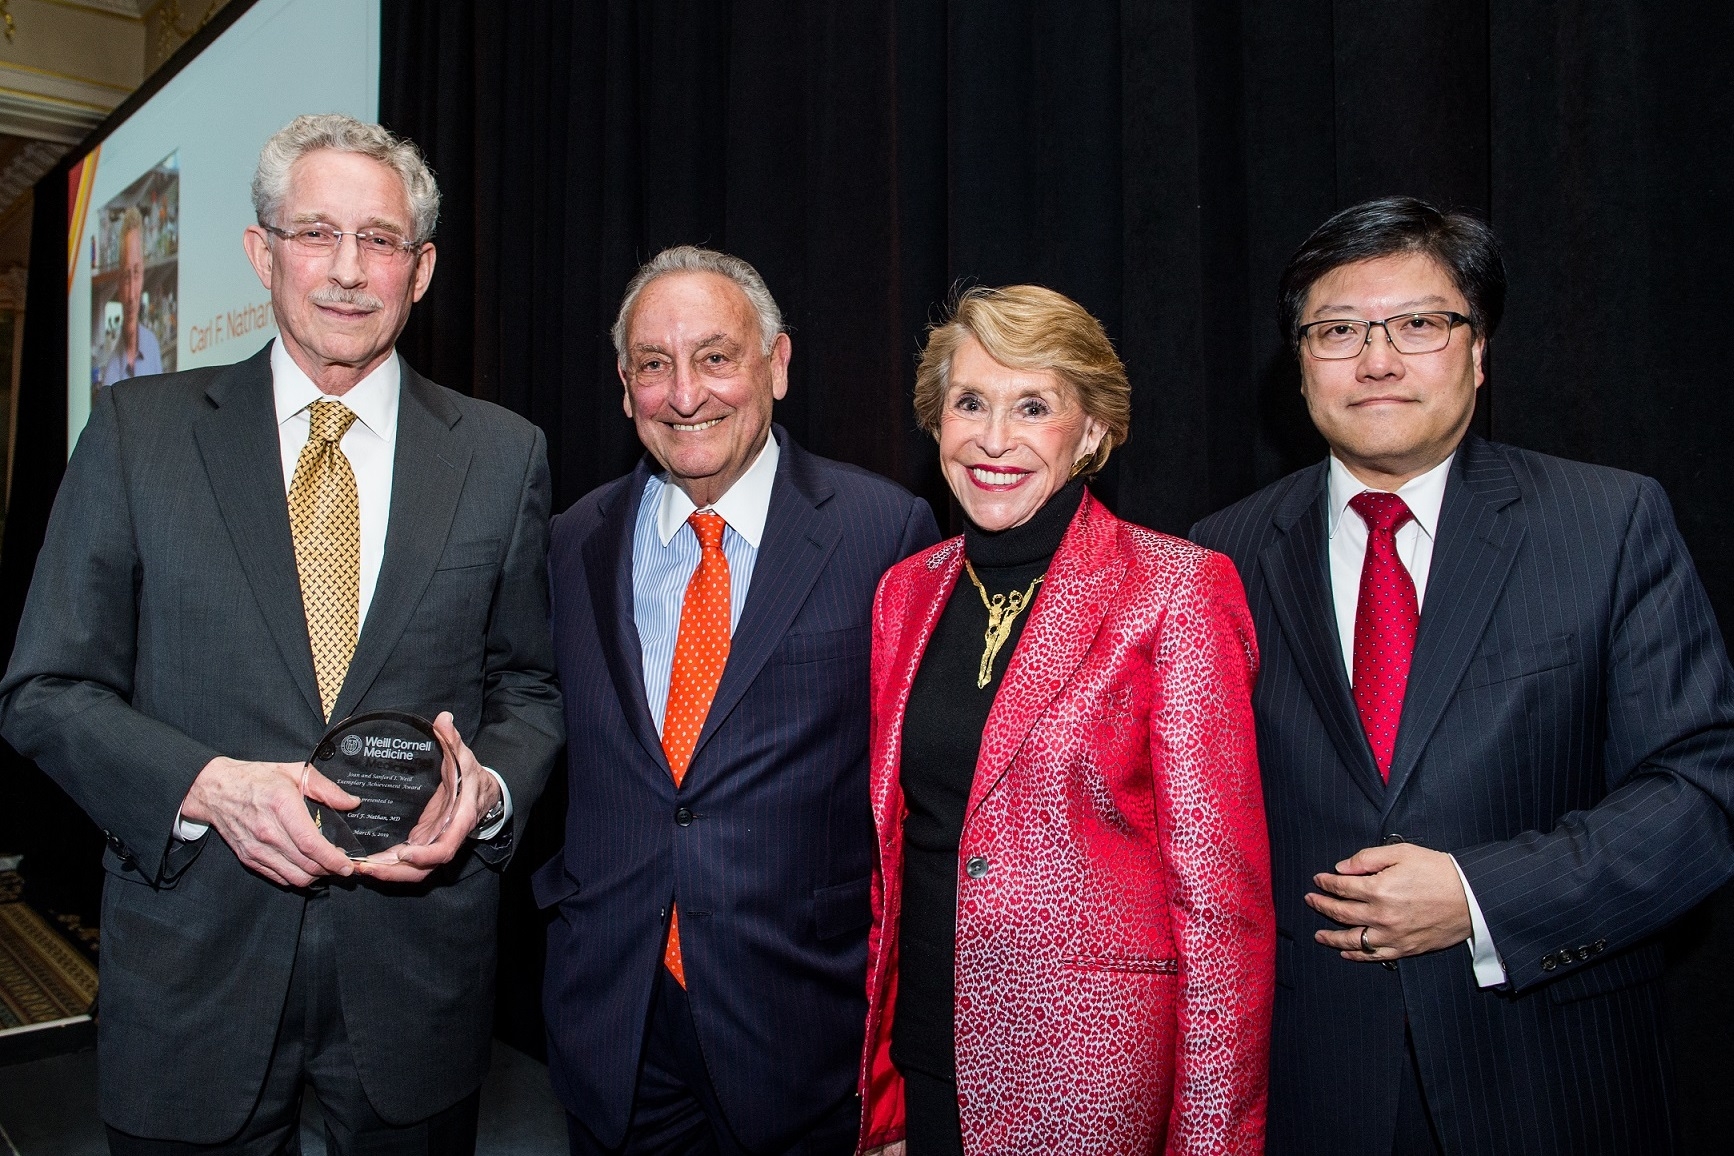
[0,873,98,1031]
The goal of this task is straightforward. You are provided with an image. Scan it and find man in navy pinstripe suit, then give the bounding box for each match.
[1191,198,1734,1155]
[536,246,939,1154]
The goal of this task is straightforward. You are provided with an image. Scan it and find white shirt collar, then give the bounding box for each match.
[271,338,400,440]
[1327,449,1454,541]
[655,429,781,548]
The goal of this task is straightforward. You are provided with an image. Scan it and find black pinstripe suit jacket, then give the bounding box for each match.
[536,427,939,1150]
[1191,434,1734,1155]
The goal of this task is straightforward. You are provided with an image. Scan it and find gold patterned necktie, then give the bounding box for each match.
[289,400,361,720]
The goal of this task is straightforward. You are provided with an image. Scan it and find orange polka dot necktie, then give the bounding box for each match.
[289,400,360,722]
[661,509,732,987]
[1349,492,1418,782]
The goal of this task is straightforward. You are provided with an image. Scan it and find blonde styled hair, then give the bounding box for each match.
[913,284,1131,477]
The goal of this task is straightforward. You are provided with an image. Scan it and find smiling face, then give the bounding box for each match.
[119,226,144,340]
[938,336,1106,532]
[242,148,435,395]
[1299,251,1484,489]
[619,271,791,508]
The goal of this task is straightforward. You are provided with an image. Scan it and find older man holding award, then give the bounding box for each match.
[0,114,562,1153]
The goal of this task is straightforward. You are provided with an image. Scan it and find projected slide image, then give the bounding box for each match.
[90,153,179,396]
[65,0,380,452]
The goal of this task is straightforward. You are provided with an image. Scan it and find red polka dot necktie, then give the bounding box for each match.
[1349,492,1419,781]
[661,509,732,987]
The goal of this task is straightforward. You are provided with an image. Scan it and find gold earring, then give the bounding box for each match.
[1069,455,1094,480]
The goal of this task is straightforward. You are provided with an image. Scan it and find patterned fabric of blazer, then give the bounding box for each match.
[1190,433,1734,1156]
[0,343,565,1140]
[538,427,939,1151]
[859,491,1274,1155]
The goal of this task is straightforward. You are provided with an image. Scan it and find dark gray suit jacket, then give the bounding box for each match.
[1191,435,1734,1155]
[0,343,564,1140]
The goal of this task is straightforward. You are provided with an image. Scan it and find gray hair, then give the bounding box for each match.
[252,113,441,243]
[611,245,784,365]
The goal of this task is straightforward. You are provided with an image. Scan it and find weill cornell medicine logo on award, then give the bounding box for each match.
[304,711,458,858]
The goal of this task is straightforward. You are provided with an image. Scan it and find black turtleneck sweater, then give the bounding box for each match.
[890,478,1086,1079]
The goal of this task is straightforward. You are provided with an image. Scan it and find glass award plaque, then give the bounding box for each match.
[304,711,457,859]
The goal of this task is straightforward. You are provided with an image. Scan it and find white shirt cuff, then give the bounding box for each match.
[173,809,209,843]
[474,767,512,841]
[1450,853,1507,987]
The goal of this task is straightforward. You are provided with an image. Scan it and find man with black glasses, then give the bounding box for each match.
[1,114,562,1153]
[1192,196,1734,1155]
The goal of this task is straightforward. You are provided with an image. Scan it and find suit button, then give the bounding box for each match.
[1592,939,1607,954]
[674,807,694,827]
[965,856,990,879]
[1382,833,1405,846]
[1540,954,1557,972]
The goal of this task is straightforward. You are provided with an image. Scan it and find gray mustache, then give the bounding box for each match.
[309,288,385,311]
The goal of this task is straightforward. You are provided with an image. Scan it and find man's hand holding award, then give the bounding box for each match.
[182,710,497,887]
[349,712,500,882]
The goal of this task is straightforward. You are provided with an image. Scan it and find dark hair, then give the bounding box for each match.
[1277,196,1507,348]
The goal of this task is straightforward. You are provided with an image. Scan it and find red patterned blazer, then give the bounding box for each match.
[857,492,1274,1154]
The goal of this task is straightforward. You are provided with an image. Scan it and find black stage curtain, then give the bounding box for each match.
[379,2,1734,1139]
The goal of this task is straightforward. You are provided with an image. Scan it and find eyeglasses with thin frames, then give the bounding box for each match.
[262,223,424,264]
[1297,311,1472,359]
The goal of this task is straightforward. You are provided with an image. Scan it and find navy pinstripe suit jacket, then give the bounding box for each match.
[1191,434,1734,1155]
[537,427,939,1150]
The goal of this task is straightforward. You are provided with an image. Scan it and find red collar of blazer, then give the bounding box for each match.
[877,488,1130,824]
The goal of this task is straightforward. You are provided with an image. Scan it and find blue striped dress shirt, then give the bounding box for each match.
[632,433,779,734]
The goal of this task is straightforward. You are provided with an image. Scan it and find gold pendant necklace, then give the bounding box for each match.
[963,560,1042,689]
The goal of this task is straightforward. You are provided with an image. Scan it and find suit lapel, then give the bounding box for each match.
[191,345,324,723]
[329,364,470,721]
[1383,437,1525,807]
[583,459,669,776]
[877,540,964,829]
[967,492,1126,820]
[688,433,840,769]
[1259,465,1387,807]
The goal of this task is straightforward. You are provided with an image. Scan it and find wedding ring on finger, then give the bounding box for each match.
[1361,926,1377,955]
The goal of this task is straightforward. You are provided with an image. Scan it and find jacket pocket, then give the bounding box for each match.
[1063,953,1179,975]
[776,627,870,667]
[101,846,159,889]
[1459,632,1577,690]
[530,853,580,909]
[814,875,872,940]
[436,536,503,571]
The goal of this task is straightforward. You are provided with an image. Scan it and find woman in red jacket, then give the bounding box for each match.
[857,285,1274,1155]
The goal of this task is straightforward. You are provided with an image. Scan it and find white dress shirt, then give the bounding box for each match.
[1327,452,1506,987]
[632,431,779,732]
[271,340,398,624]
[177,341,508,842]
